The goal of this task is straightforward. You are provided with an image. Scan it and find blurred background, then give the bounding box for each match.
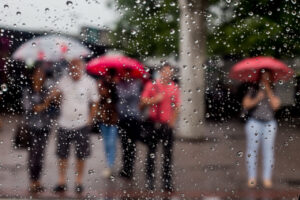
[0,0,300,199]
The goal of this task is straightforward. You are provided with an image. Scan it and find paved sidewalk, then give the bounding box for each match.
[0,115,300,199]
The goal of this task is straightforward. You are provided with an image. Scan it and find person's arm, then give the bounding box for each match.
[141,94,163,106]
[88,102,98,126]
[140,82,163,106]
[168,106,179,128]
[265,83,281,111]
[242,90,265,110]
[34,88,61,112]
[168,87,180,128]
[88,80,100,125]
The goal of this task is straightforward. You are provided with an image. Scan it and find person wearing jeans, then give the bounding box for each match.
[100,124,118,169]
[245,118,277,184]
[97,69,119,178]
[242,70,281,188]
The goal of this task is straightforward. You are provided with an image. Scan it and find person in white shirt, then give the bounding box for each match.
[34,59,99,194]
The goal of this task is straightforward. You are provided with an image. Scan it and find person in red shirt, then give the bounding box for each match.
[140,63,180,192]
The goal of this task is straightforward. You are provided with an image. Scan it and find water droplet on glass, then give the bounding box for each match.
[32,42,36,47]
[237,151,243,157]
[1,84,7,92]
[248,12,253,16]
[131,30,137,35]
[4,4,9,9]
[66,1,73,6]
[16,11,21,16]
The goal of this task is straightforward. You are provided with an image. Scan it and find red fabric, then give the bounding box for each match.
[86,55,147,79]
[141,80,180,123]
[38,51,45,60]
[60,43,68,53]
[229,56,294,82]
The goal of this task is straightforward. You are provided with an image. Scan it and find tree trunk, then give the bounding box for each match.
[177,0,207,138]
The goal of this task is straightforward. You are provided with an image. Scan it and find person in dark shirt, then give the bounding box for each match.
[23,67,51,193]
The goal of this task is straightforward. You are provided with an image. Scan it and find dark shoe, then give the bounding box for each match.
[163,184,174,193]
[53,184,67,193]
[30,185,45,193]
[145,178,155,191]
[119,170,132,180]
[75,184,84,194]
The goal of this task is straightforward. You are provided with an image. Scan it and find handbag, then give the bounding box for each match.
[13,124,31,149]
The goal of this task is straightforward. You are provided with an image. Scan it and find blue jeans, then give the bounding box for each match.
[100,124,118,168]
[245,118,277,180]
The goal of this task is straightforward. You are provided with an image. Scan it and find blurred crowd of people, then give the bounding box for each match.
[20,58,180,194]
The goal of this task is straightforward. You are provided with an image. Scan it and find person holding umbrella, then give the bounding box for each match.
[22,66,51,193]
[34,59,99,193]
[97,68,119,178]
[117,68,143,179]
[86,55,147,179]
[230,57,293,188]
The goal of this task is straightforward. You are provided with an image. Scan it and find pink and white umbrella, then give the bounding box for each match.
[12,35,91,62]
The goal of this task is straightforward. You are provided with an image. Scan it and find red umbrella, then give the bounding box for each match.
[229,56,294,82]
[86,55,147,79]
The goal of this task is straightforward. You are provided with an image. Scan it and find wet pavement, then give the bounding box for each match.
[0,115,300,199]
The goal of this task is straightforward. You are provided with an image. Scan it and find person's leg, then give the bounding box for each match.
[261,120,277,188]
[75,159,85,185]
[120,119,138,178]
[28,128,49,191]
[245,118,262,187]
[100,124,111,168]
[58,159,68,185]
[145,123,158,189]
[162,125,174,191]
[106,125,118,168]
[55,128,71,191]
[119,120,133,177]
[74,127,90,193]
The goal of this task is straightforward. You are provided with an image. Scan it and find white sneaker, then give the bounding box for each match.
[102,168,112,178]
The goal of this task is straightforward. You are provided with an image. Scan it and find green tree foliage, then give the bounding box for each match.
[112,0,179,58]
[112,0,299,59]
[208,0,300,58]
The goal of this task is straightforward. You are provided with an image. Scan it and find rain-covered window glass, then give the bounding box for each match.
[0,0,299,199]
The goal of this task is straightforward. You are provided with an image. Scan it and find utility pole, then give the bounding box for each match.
[178,0,207,138]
